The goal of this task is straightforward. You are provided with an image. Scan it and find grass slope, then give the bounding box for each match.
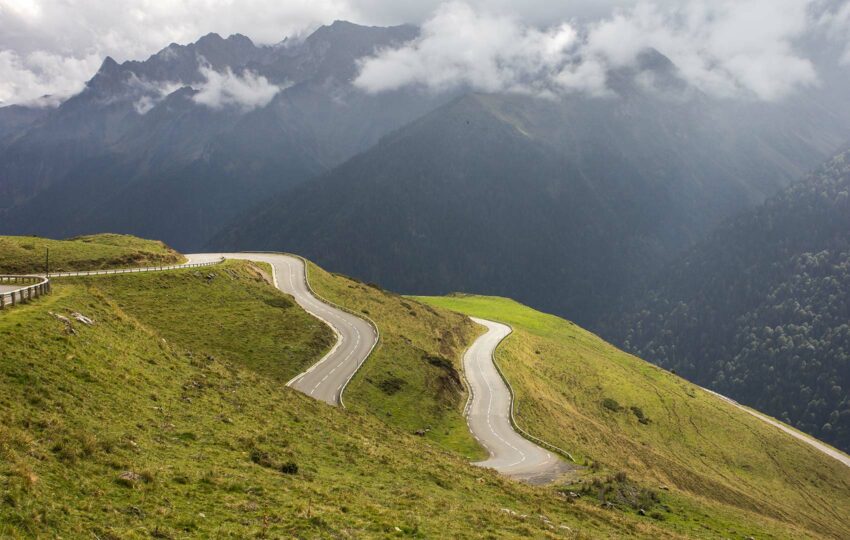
[306,262,486,460]
[0,234,184,274]
[417,294,850,539]
[1,260,689,539]
[85,262,334,384]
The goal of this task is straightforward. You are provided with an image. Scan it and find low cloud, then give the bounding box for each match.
[191,66,283,111]
[818,1,850,64]
[584,0,818,101]
[355,0,822,101]
[0,0,672,108]
[0,49,100,106]
[354,3,601,97]
[130,77,184,115]
[0,0,842,107]
[0,0,353,107]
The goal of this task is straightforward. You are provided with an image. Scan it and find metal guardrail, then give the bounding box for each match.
[0,275,51,309]
[0,258,224,311]
[49,258,223,278]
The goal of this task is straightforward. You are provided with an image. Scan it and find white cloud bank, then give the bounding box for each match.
[355,0,822,101]
[130,66,284,114]
[191,66,283,111]
[354,4,605,97]
[0,50,101,106]
[819,1,850,65]
[130,77,184,114]
[0,0,352,106]
[0,0,846,106]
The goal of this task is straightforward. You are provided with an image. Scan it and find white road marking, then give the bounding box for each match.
[195,253,377,407]
[464,317,562,480]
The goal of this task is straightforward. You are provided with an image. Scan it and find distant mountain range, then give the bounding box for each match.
[212,50,850,326]
[2,21,848,259]
[3,20,850,325]
[0,22,446,248]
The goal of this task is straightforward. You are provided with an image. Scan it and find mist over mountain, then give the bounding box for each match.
[212,56,850,326]
[1,10,850,344]
[1,16,849,317]
[0,21,447,249]
[2,3,849,251]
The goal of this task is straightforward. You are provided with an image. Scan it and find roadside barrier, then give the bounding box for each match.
[0,258,224,310]
[49,258,223,278]
[0,275,50,309]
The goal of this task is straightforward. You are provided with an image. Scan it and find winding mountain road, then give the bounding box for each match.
[186,253,377,406]
[52,252,569,478]
[57,253,566,474]
[48,252,376,406]
[49,252,850,477]
[463,315,850,479]
[465,317,568,483]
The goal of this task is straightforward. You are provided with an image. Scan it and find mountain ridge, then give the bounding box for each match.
[0,21,439,249]
[212,85,850,327]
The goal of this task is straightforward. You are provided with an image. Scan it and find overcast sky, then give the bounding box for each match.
[0,0,848,106]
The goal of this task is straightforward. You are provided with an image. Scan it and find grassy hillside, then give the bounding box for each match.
[0,260,702,539]
[303,263,850,537]
[2,249,847,537]
[0,234,184,274]
[417,295,850,539]
[306,262,486,459]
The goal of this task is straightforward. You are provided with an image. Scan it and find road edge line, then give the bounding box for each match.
[476,317,576,463]
[295,256,380,410]
[235,252,381,409]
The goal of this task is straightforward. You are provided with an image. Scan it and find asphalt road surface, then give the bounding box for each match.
[188,253,377,406]
[465,317,568,483]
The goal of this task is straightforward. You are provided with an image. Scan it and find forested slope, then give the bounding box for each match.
[608,148,850,452]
